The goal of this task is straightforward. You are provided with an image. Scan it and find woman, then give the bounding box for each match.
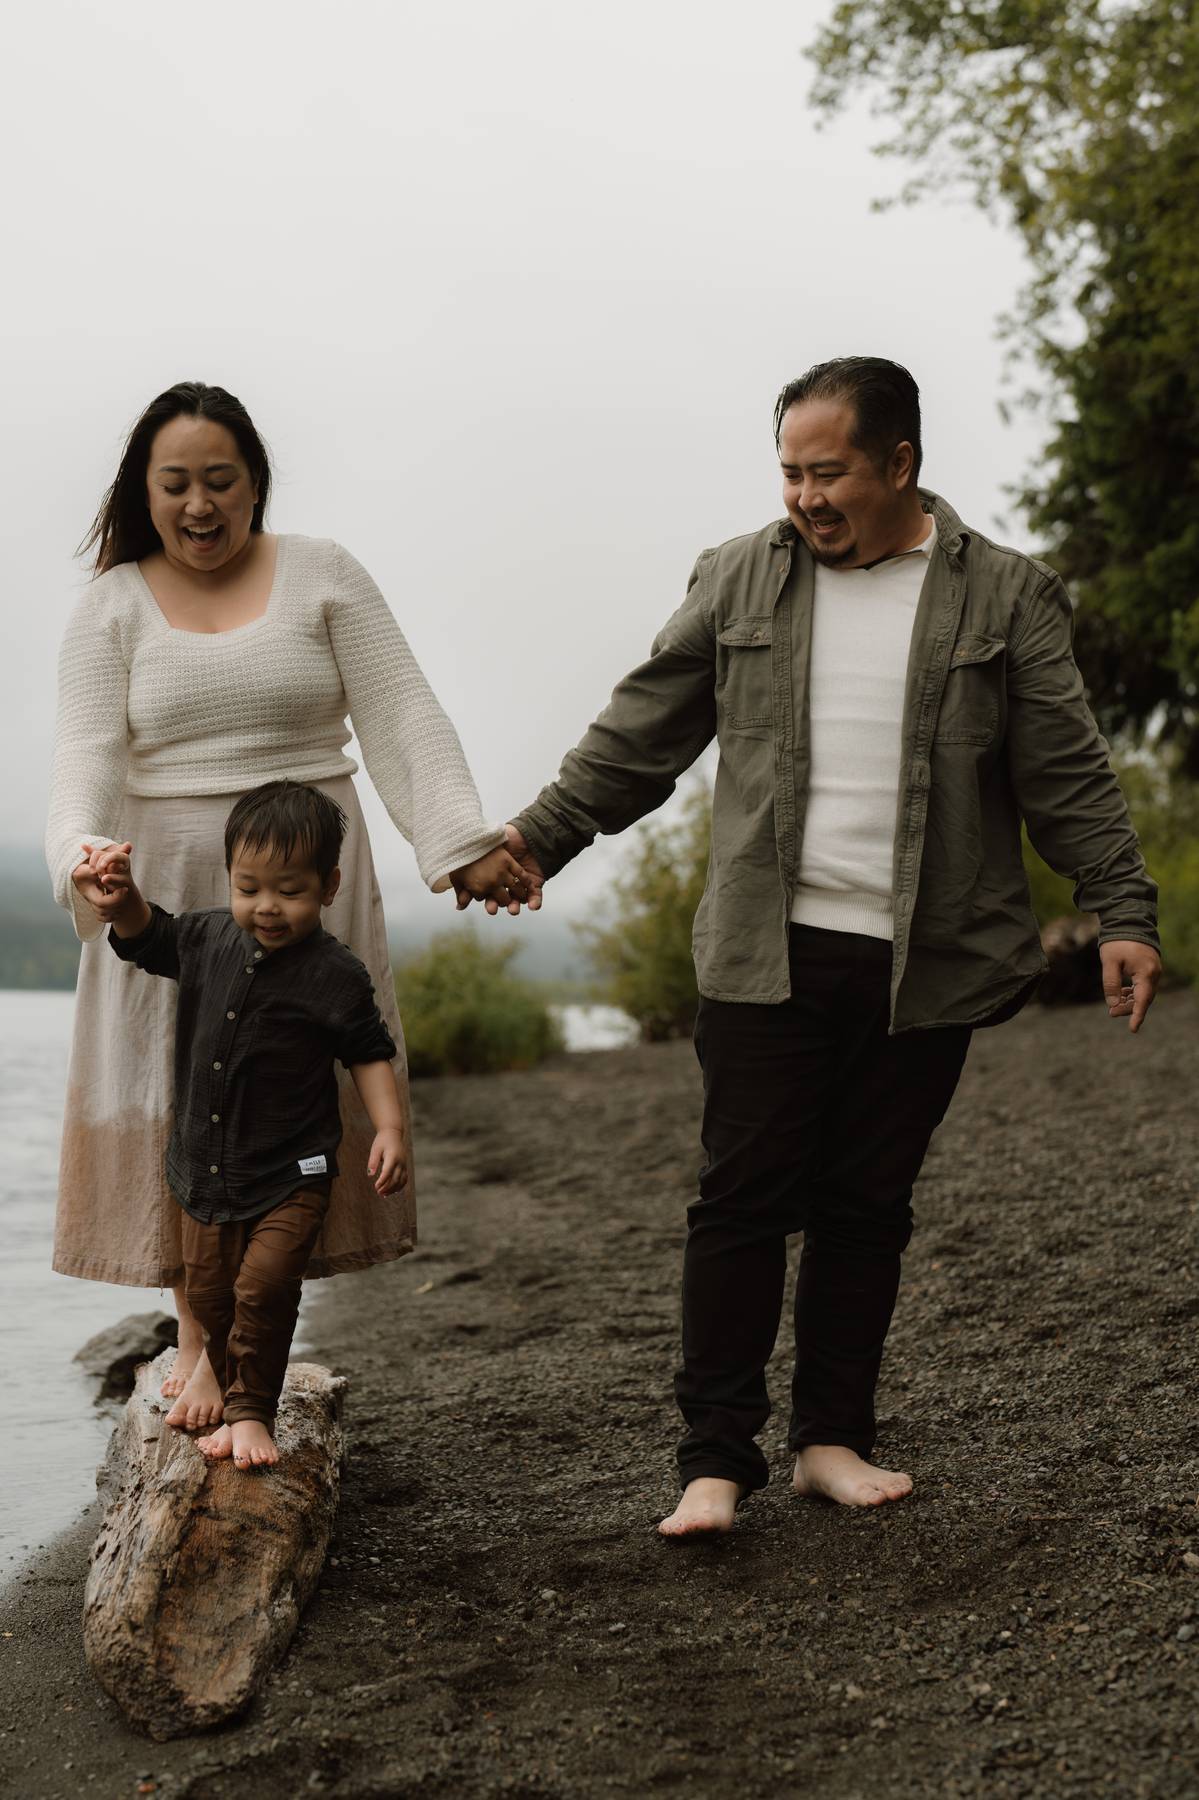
[47,381,527,1428]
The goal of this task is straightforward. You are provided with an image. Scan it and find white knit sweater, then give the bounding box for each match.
[46,534,505,941]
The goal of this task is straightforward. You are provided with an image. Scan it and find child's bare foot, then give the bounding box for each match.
[197,1423,232,1460]
[793,1445,913,1507]
[230,1420,279,1470]
[160,1324,205,1399]
[658,1477,744,1538]
[164,1351,224,1430]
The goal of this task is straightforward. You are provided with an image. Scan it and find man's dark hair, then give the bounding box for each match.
[224,782,348,884]
[773,357,923,480]
[82,380,273,574]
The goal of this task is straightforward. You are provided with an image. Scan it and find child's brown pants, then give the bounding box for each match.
[181,1186,330,1427]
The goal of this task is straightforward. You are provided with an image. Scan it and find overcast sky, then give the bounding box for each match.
[5,0,1045,936]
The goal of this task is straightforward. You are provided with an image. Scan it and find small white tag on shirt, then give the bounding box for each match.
[298,1154,328,1176]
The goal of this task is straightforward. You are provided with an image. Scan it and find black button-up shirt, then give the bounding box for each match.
[110,906,396,1225]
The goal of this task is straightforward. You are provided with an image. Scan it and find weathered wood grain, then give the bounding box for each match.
[83,1350,346,1740]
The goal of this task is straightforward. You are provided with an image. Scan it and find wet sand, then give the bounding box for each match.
[2,993,1197,1798]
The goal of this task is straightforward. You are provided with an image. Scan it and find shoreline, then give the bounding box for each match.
[3,1005,1198,1798]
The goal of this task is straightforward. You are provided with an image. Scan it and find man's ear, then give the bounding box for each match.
[891,440,916,491]
[323,867,342,905]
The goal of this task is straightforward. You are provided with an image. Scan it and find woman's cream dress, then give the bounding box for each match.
[46,534,503,1286]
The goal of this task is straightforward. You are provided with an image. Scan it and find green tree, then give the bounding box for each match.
[394,933,563,1077]
[578,785,710,1040]
[808,0,1199,768]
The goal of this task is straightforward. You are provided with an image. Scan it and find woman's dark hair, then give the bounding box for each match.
[773,356,923,480]
[224,782,348,884]
[82,381,272,574]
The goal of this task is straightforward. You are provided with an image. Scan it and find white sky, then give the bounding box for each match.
[4,0,1044,936]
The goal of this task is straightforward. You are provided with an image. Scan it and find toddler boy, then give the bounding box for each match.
[81,780,405,1471]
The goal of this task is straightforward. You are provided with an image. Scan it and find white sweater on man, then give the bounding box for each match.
[790,520,936,942]
[46,534,505,940]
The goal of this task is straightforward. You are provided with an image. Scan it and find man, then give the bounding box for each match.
[501,357,1161,1537]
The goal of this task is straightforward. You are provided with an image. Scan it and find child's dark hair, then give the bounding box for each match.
[224,782,348,883]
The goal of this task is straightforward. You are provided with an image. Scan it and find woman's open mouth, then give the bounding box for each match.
[182,524,224,550]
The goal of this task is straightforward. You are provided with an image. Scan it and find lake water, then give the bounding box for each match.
[0,990,636,1573]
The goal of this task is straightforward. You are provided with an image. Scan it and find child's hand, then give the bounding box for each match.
[75,840,137,923]
[450,844,542,916]
[367,1126,408,1196]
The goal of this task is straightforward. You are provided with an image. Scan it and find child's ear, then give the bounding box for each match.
[322,867,341,905]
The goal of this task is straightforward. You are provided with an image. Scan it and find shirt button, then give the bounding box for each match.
[245,965,254,974]
[226,1010,236,1020]
[209,1164,219,1175]
[211,1113,220,1123]
[254,950,263,959]
[213,1060,222,1070]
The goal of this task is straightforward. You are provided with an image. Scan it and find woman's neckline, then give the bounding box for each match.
[133,534,287,638]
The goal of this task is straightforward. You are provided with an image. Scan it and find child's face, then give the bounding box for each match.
[228,841,340,951]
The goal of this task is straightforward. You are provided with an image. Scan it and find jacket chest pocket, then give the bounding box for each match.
[934,633,1006,746]
[716,619,773,730]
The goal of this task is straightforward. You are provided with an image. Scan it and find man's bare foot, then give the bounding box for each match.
[658,1477,744,1538]
[197,1423,232,1460]
[230,1420,279,1470]
[164,1351,224,1430]
[793,1444,913,1507]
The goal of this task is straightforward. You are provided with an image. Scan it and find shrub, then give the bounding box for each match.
[1023,753,1199,985]
[577,785,710,1041]
[394,932,563,1077]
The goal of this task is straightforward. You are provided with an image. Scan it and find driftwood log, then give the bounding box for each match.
[83,1349,347,1740]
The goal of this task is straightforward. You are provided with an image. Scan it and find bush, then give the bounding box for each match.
[394,932,563,1077]
[1023,753,1199,985]
[577,786,710,1041]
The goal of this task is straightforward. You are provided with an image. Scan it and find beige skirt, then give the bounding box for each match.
[53,775,415,1286]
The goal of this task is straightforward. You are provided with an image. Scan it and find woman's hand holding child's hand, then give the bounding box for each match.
[366,1127,408,1195]
[75,842,151,936]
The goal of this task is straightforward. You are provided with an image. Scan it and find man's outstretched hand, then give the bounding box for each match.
[1100,940,1162,1033]
[450,825,546,916]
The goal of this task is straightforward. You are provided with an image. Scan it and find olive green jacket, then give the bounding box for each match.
[514,491,1159,1031]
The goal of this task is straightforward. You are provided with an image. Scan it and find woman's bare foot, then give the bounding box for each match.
[164,1351,224,1431]
[658,1477,744,1538]
[230,1420,279,1470]
[793,1445,913,1507]
[160,1323,205,1399]
[197,1423,232,1460]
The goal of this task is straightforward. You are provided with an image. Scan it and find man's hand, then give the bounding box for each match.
[494,823,545,915]
[450,827,546,917]
[1100,940,1162,1033]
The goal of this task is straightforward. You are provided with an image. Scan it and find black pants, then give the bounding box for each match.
[676,924,972,1492]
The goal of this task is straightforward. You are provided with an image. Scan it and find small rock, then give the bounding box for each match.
[1182,1552,1199,1571]
[1177,1624,1195,1642]
[74,1313,177,1401]
[609,1622,627,1634]
[844,1684,865,1701]
[540,1589,558,1602]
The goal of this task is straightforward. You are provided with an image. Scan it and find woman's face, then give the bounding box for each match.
[145,415,258,573]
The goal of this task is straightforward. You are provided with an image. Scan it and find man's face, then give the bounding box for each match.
[778,397,917,569]
[229,841,339,951]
